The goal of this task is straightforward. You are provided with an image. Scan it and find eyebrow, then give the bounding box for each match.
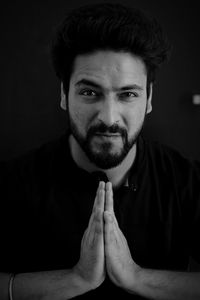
[75,79,101,89]
[75,79,144,91]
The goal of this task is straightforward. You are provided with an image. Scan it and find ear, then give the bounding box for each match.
[60,82,67,110]
[146,83,153,114]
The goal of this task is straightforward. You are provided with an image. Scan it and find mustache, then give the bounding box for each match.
[87,123,127,137]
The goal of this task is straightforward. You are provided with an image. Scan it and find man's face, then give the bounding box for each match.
[65,50,152,169]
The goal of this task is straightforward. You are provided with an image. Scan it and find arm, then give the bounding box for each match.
[0,182,105,300]
[133,267,200,300]
[0,273,11,300]
[104,182,200,300]
[0,269,90,300]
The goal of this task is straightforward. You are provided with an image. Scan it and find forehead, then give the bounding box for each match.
[70,50,147,87]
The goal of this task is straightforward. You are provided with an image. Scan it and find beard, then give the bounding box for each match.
[68,114,145,170]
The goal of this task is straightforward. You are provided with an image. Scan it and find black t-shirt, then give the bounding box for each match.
[0,133,200,299]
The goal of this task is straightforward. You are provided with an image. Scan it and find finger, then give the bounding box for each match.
[87,210,95,232]
[87,181,105,241]
[81,208,104,250]
[112,211,119,228]
[87,181,104,230]
[105,182,114,213]
[104,211,124,247]
[83,182,105,243]
[92,181,105,213]
[104,211,115,245]
[94,208,104,235]
[104,212,120,240]
[97,181,106,211]
[88,181,105,231]
[89,208,104,246]
[112,213,128,246]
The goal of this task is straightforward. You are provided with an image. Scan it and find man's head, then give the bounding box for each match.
[51,3,171,169]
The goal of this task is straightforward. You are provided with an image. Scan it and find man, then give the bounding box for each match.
[0,2,200,299]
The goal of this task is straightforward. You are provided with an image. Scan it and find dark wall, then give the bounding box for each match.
[0,0,200,160]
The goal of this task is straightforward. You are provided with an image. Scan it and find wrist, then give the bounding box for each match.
[71,267,94,294]
[121,262,143,295]
[131,264,143,291]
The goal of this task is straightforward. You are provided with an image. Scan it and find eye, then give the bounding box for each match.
[80,89,98,97]
[119,92,138,101]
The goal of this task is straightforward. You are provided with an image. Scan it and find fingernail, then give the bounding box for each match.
[99,181,105,188]
[106,181,112,190]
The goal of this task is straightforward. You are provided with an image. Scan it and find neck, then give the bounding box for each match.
[69,135,137,188]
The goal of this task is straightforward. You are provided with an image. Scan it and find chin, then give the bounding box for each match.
[88,150,126,170]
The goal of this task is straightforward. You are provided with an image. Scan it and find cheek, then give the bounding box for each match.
[126,104,146,131]
[69,102,92,132]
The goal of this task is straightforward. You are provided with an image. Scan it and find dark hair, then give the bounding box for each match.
[51,3,171,97]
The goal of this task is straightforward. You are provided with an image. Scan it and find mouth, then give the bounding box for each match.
[94,133,121,137]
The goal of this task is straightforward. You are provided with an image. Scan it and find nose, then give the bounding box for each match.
[97,97,119,127]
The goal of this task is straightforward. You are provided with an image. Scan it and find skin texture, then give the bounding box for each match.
[61,50,152,181]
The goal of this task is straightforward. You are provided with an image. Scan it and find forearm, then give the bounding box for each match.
[0,270,91,300]
[132,268,200,300]
[0,273,11,300]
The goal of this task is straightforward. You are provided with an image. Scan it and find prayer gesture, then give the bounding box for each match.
[74,181,140,292]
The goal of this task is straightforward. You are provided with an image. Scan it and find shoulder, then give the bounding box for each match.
[142,136,200,187]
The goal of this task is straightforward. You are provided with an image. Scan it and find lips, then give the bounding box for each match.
[95,133,121,137]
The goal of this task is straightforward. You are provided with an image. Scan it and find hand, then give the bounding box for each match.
[73,182,106,290]
[104,182,140,291]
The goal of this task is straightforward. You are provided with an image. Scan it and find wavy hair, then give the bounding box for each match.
[51,3,172,97]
